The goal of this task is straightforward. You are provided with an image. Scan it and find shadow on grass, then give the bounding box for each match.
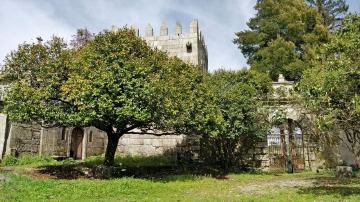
[298,176,360,197]
[31,155,219,181]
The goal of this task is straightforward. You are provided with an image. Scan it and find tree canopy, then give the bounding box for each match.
[3,28,211,165]
[298,14,360,166]
[200,69,272,171]
[234,0,329,81]
[306,0,348,29]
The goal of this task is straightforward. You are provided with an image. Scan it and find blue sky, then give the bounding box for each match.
[0,0,359,71]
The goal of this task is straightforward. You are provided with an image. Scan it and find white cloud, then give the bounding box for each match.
[0,0,74,64]
[0,0,257,71]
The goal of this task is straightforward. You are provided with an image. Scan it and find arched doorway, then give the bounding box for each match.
[70,128,84,160]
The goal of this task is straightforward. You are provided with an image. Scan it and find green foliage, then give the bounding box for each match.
[200,70,272,171]
[234,0,329,81]
[298,14,360,166]
[2,28,210,166]
[1,155,18,166]
[3,37,72,125]
[61,158,77,166]
[1,154,55,167]
[306,0,349,29]
[298,14,360,127]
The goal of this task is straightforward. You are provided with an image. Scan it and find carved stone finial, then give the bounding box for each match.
[278,74,285,82]
[175,22,182,35]
[160,22,168,36]
[145,23,153,37]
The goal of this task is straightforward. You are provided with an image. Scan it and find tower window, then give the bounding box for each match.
[186,42,192,53]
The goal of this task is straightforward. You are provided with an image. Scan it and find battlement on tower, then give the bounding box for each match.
[132,19,208,72]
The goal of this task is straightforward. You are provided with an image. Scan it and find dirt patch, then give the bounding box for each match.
[31,166,88,179]
[241,177,316,194]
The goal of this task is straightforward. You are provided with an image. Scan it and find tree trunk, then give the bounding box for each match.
[104,132,121,166]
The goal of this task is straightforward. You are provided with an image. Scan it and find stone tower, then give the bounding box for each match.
[142,19,208,72]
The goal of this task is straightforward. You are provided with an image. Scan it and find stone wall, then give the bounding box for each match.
[40,126,107,158]
[84,127,107,157]
[40,127,68,156]
[5,123,41,155]
[256,137,317,172]
[117,132,200,158]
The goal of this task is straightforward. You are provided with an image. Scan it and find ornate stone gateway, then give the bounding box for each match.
[70,128,84,160]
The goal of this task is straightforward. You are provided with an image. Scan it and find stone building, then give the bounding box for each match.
[141,19,208,72]
[0,19,207,161]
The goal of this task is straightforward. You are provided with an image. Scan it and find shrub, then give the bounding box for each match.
[1,155,18,166]
[61,158,77,166]
[1,154,56,166]
[84,156,103,166]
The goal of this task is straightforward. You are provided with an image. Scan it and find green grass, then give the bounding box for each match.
[1,170,360,201]
[1,156,360,201]
[0,154,57,167]
[1,154,175,168]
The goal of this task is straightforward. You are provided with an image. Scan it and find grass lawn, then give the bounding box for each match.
[1,156,360,202]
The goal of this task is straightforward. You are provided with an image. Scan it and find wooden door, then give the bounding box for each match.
[70,128,83,160]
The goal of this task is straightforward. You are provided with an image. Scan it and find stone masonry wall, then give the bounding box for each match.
[41,127,68,156]
[117,132,200,159]
[6,123,41,155]
[84,127,107,157]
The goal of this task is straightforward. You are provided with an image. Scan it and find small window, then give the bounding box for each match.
[61,128,66,141]
[186,42,192,53]
[88,131,93,142]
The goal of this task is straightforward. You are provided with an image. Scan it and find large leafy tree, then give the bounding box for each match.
[306,0,349,29]
[234,0,329,81]
[298,14,360,167]
[2,37,72,124]
[3,28,211,165]
[200,70,272,171]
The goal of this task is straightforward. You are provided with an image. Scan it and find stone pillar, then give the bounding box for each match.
[82,129,88,160]
[0,114,8,159]
[38,126,44,156]
[145,23,154,37]
[4,123,14,155]
[175,22,182,35]
[160,22,168,36]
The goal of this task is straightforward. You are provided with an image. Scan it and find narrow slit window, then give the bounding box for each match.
[88,131,93,142]
[61,128,66,141]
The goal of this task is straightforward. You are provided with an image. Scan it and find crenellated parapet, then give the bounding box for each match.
[138,19,208,72]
